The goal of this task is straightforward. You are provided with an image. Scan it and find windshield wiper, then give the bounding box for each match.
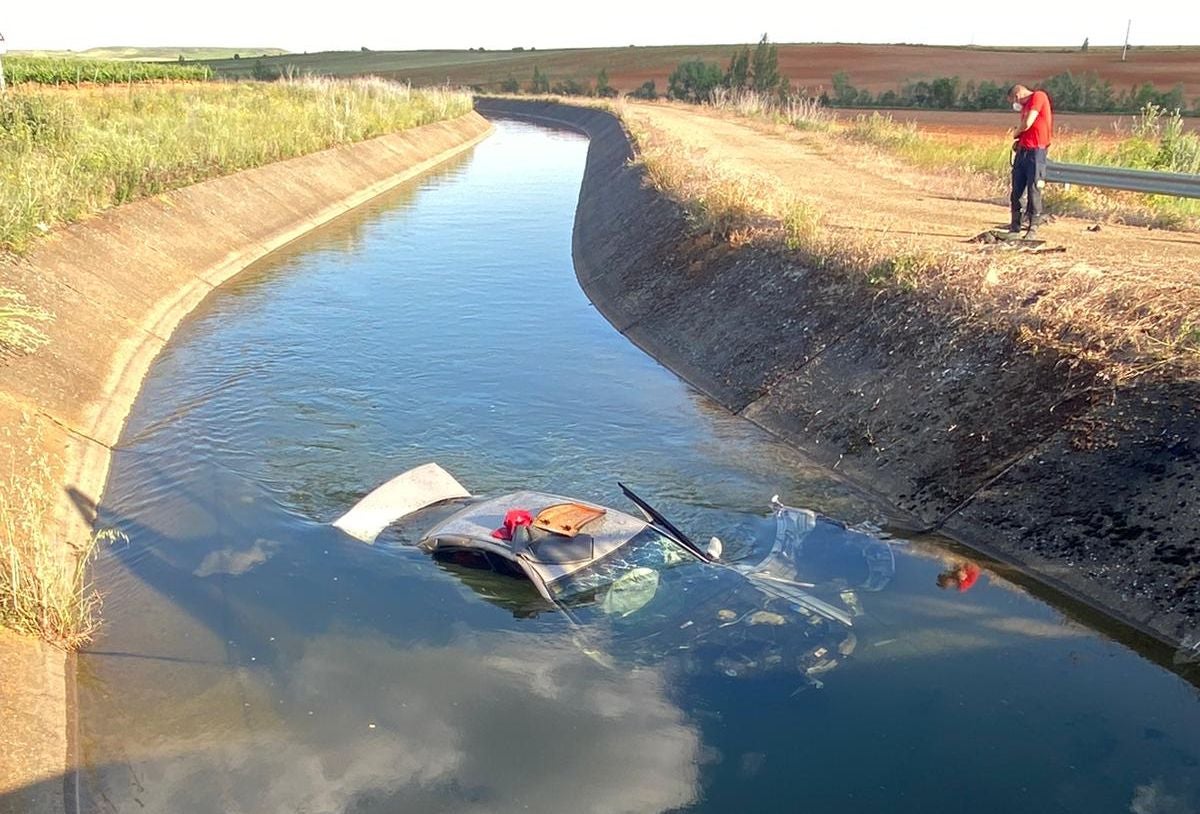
[617,483,713,562]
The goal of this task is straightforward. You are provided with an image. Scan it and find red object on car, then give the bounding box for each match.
[491,509,533,541]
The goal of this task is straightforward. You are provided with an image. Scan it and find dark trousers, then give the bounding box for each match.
[1011,147,1048,228]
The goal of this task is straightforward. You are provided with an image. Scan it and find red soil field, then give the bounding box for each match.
[605,44,1200,98]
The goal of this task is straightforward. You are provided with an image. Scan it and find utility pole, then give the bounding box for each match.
[1121,19,1131,62]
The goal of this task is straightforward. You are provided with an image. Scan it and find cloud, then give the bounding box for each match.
[86,631,702,813]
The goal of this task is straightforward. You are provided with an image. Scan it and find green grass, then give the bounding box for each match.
[0,78,473,253]
[842,108,1200,229]
[2,55,210,85]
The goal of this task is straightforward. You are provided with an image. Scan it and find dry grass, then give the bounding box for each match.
[0,287,53,359]
[623,113,772,241]
[620,105,1200,381]
[708,88,833,131]
[1,77,474,253]
[841,108,1200,231]
[0,424,110,649]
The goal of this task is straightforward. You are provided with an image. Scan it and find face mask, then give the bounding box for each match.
[1012,102,1023,112]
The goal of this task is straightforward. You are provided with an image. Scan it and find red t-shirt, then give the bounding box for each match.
[1017,90,1053,150]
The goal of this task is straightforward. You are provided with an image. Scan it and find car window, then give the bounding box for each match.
[547,527,697,602]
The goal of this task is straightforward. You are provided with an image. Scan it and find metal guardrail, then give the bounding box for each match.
[1045,160,1200,199]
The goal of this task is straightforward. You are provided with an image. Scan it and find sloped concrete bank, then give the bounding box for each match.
[477,98,1200,662]
[0,111,492,813]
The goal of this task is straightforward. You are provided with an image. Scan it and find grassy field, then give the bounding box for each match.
[201,43,1200,101]
[840,107,1200,228]
[615,93,1200,379]
[683,88,1200,228]
[0,78,473,253]
[13,46,286,61]
[2,55,211,85]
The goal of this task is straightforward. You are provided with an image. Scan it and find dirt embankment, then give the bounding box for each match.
[476,97,1200,660]
[0,111,492,813]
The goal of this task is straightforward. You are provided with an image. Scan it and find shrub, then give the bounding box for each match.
[668,60,723,103]
[550,78,590,96]
[251,58,280,82]
[596,68,617,98]
[528,66,550,94]
[750,34,782,94]
[630,80,658,100]
[0,433,115,649]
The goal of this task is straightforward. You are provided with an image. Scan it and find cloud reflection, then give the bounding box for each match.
[87,631,701,813]
[193,538,280,577]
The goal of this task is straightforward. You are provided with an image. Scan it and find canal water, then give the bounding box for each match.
[80,120,1200,813]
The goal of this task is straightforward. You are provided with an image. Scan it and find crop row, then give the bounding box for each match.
[2,56,210,86]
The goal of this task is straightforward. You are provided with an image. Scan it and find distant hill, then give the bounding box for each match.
[13,46,287,62]
[200,43,1200,99]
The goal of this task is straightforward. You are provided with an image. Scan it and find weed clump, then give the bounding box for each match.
[0,426,114,650]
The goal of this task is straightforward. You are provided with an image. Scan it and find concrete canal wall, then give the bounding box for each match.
[476,98,1200,662]
[0,111,493,813]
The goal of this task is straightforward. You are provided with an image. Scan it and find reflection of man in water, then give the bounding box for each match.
[937,561,982,592]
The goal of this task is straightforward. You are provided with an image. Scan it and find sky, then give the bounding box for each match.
[3,0,1198,52]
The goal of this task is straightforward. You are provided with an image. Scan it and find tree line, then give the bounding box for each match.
[492,36,1196,116]
[498,66,618,98]
[825,71,1195,115]
[493,34,786,103]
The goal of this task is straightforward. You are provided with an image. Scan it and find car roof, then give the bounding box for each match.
[423,490,652,585]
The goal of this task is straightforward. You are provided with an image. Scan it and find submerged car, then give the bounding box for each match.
[334,463,897,683]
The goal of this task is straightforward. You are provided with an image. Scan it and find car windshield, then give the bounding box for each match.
[546,526,699,606]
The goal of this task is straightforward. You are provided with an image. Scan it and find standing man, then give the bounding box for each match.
[1008,84,1053,238]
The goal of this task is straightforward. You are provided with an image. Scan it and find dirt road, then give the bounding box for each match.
[621,102,1200,283]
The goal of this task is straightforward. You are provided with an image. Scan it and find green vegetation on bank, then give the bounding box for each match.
[0,78,473,252]
[842,106,1200,227]
[0,449,106,650]
[825,71,1196,114]
[2,55,210,85]
[0,418,119,649]
[658,40,1196,113]
[664,84,1199,228]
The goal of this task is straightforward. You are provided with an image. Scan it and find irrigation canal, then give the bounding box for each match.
[80,120,1200,813]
